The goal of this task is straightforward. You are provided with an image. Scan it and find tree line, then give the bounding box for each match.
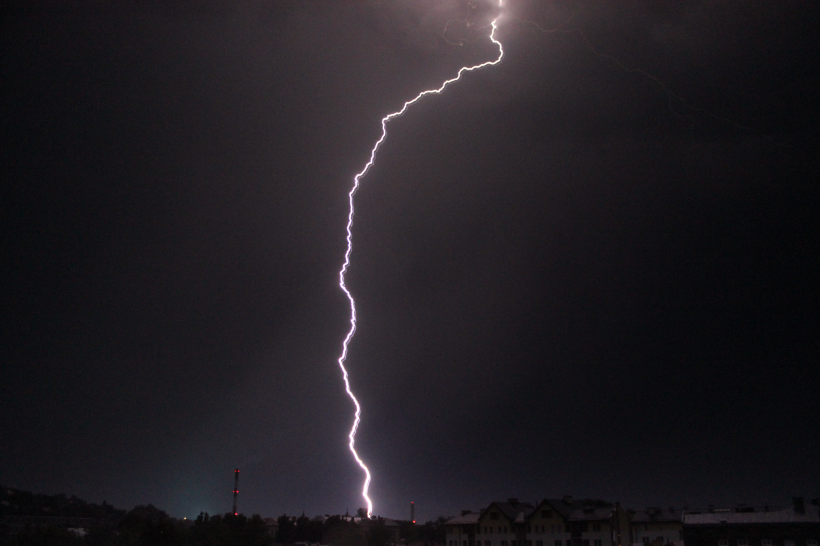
[273,513,445,546]
[1,488,446,546]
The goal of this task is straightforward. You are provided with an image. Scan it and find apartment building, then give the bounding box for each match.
[452,496,629,546]
[475,499,536,546]
[630,508,684,546]
[446,511,482,546]
[682,499,819,546]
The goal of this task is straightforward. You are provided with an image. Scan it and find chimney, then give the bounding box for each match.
[793,497,805,515]
[563,496,573,505]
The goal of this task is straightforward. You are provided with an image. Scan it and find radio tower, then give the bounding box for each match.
[232,468,239,516]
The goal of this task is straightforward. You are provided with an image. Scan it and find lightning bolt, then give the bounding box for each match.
[336,6,505,519]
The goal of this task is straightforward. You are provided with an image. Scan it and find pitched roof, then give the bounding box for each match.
[631,508,684,524]
[483,501,536,523]
[446,513,481,525]
[539,499,614,522]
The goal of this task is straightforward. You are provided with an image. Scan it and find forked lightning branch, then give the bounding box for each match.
[335,2,505,519]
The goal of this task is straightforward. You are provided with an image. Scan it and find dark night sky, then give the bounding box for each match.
[2,0,818,522]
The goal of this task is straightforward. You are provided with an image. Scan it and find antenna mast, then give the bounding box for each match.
[232,468,239,515]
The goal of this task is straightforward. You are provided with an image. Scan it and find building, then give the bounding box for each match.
[630,508,684,546]
[447,511,482,546]
[475,499,536,546]
[543,497,630,546]
[263,517,278,537]
[527,498,572,546]
[682,498,820,546]
[469,496,629,546]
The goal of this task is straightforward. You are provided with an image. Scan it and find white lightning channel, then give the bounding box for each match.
[336,11,505,519]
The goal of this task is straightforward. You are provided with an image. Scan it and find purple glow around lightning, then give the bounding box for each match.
[335,5,505,519]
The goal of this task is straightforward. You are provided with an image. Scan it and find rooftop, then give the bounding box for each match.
[446,512,481,525]
[684,506,820,526]
[631,508,684,523]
